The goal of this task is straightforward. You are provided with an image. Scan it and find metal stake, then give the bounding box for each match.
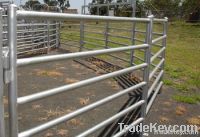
[8,4,18,137]
[0,7,6,137]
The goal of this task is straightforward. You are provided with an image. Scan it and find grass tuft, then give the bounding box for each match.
[173,94,200,104]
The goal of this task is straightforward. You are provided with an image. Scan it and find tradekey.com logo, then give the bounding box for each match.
[118,123,199,136]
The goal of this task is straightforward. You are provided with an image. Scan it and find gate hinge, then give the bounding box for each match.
[2,47,11,84]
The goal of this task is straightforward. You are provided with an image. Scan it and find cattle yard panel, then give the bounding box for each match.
[0,4,168,137]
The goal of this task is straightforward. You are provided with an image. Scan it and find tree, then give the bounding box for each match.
[25,0,41,10]
[89,0,113,15]
[115,0,139,17]
[145,0,182,17]
[43,0,70,10]
[181,0,200,15]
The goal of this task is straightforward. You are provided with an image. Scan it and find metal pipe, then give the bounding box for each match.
[104,21,109,48]
[146,82,163,114]
[107,40,129,46]
[18,82,146,137]
[140,15,154,137]
[108,34,131,40]
[154,18,168,22]
[151,47,166,63]
[130,21,136,65]
[17,63,147,104]
[112,118,144,137]
[148,70,164,97]
[108,27,131,31]
[17,10,151,22]
[134,38,145,43]
[84,24,105,29]
[84,30,104,35]
[8,4,18,137]
[17,47,48,55]
[0,7,5,137]
[159,18,168,93]
[84,41,105,48]
[77,100,145,137]
[149,58,165,80]
[17,44,148,67]
[152,35,167,44]
[84,36,105,42]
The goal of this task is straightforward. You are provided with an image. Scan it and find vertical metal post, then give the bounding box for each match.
[56,21,60,48]
[97,6,100,15]
[31,21,34,50]
[130,0,136,66]
[0,7,6,137]
[47,21,50,53]
[80,21,84,51]
[131,0,136,17]
[140,15,153,137]
[104,21,109,49]
[84,0,86,14]
[130,21,136,66]
[159,17,168,93]
[8,4,18,137]
[81,6,84,15]
[107,5,109,16]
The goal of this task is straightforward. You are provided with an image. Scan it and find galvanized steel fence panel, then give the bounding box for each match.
[0,4,168,137]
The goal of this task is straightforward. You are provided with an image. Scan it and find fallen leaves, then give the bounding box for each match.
[187,117,200,126]
[36,70,63,77]
[65,78,79,84]
[57,129,69,136]
[175,106,187,116]
[79,97,90,105]
[159,116,170,123]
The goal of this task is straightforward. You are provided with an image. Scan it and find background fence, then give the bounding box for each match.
[1,3,60,57]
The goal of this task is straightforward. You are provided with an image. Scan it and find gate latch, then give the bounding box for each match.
[2,47,11,84]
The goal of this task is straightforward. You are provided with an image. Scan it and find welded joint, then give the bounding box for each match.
[2,47,11,84]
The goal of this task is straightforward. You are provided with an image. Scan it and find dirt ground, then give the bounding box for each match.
[3,46,199,137]
[4,48,143,137]
[145,86,200,137]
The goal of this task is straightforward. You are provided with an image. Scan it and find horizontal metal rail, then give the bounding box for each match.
[17,11,151,22]
[108,33,131,40]
[84,30,104,35]
[108,27,131,32]
[77,100,145,137]
[84,36,106,42]
[146,81,163,114]
[152,35,167,44]
[17,47,48,55]
[149,59,165,80]
[18,82,146,137]
[17,63,147,104]
[108,40,130,46]
[17,44,148,66]
[113,118,144,137]
[151,47,166,62]
[84,41,105,48]
[148,70,164,97]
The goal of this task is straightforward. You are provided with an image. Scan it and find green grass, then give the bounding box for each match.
[173,94,200,104]
[165,21,200,93]
[60,21,200,104]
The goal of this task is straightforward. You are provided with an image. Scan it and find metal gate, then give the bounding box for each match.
[0,4,168,137]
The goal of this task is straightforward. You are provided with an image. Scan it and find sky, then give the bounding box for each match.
[15,0,92,13]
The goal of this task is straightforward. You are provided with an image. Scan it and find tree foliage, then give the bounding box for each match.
[89,0,113,15]
[145,0,182,17]
[182,0,200,14]
[24,0,41,10]
[43,0,70,9]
